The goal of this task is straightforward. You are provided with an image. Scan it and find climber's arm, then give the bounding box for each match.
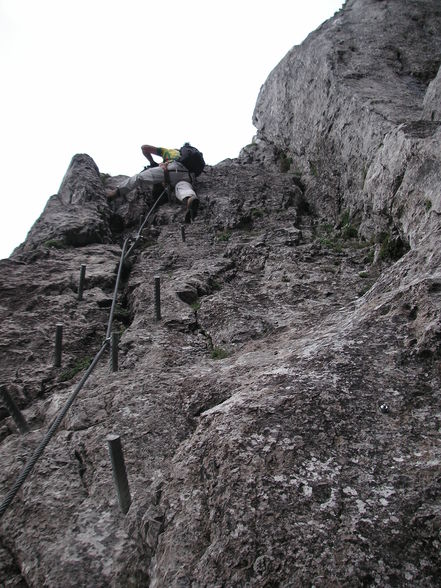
[141,144,160,166]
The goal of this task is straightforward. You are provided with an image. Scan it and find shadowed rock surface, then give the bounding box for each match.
[1,1,441,586]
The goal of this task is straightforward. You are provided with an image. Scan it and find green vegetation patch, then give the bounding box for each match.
[44,239,67,249]
[358,284,372,297]
[139,238,157,250]
[60,356,93,382]
[342,224,358,240]
[316,223,342,251]
[279,152,293,173]
[340,210,350,227]
[319,237,343,252]
[378,233,410,262]
[211,347,229,360]
[100,173,111,183]
[250,208,265,219]
[339,210,359,240]
[191,300,201,312]
[210,279,221,292]
[315,217,370,254]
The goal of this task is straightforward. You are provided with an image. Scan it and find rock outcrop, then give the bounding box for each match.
[424,66,441,121]
[253,0,441,242]
[15,154,113,254]
[1,1,441,586]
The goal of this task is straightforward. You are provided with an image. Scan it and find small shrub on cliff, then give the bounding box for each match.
[279,152,293,173]
[60,357,93,382]
[319,223,333,234]
[250,208,264,219]
[365,248,375,264]
[362,165,369,185]
[339,210,359,240]
[44,239,67,250]
[211,347,229,360]
[358,284,372,297]
[378,233,409,262]
[342,224,358,240]
[114,304,132,325]
[191,300,201,312]
[340,210,350,227]
[100,173,111,183]
[316,223,343,251]
[319,236,339,251]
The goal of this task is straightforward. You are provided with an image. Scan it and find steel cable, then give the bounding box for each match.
[124,187,168,260]
[0,187,167,518]
[0,341,109,518]
[106,238,129,340]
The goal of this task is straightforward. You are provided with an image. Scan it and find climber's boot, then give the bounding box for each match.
[184,196,199,224]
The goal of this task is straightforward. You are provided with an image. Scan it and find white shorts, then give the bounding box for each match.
[118,161,192,196]
[175,180,196,202]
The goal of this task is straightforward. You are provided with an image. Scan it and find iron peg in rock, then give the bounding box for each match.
[54,323,63,367]
[181,225,186,242]
[154,275,161,321]
[0,385,29,434]
[107,434,131,514]
[78,264,87,301]
[111,332,119,372]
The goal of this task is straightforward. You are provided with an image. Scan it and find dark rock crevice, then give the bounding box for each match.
[0,539,29,588]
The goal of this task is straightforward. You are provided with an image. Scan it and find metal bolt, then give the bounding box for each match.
[107,434,131,514]
[111,332,119,372]
[154,275,161,321]
[54,323,63,367]
[0,385,29,434]
[78,264,86,301]
[380,403,389,414]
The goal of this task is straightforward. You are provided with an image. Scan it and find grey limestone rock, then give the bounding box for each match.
[423,65,441,121]
[253,0,441,239]
[1,1,441,586]
[13,154,113,255]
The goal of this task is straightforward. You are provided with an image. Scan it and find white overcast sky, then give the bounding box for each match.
[0,0,344,258]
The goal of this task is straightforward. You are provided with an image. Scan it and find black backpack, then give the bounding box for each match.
[178,143,205,176]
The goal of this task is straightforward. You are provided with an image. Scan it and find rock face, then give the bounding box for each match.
[1,1,441,586]
[15,154,113,254]
[253,0,441,242]
[423,66,441,121]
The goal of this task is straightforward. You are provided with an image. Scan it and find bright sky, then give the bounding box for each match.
[0,0,344,259]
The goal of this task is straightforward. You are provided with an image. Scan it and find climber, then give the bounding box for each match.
[107,143,203,223]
